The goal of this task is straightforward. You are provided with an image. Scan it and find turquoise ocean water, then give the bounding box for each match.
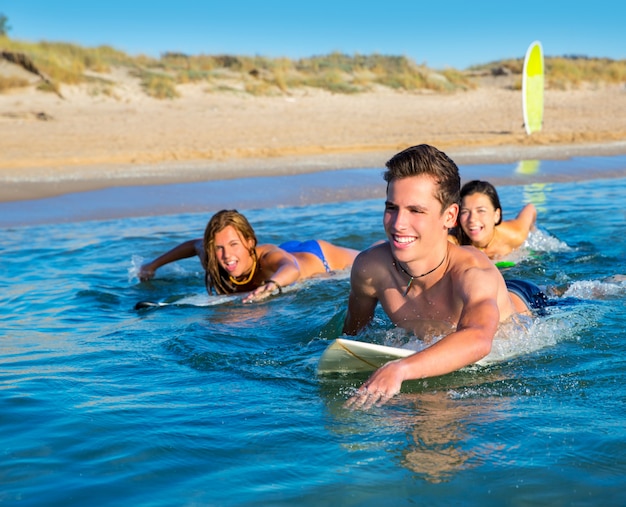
[2,156,626,505]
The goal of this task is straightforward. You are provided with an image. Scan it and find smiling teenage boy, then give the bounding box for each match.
[342,144,536,408]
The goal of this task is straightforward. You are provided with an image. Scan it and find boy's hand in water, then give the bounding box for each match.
[344,360,405,409]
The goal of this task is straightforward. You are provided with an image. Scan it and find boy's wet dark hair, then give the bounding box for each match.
[384,144,461,212]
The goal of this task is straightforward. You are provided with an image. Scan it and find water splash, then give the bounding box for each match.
[525,228,571,253]
[128,254,145,281]
[563,277,626,299]
[495,228,571,265]
[359,300,597,369]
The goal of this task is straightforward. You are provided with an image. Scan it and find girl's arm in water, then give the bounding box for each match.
[505,203,537,247]
[139,238,204,281]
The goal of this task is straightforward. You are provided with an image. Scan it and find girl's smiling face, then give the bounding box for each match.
[459,192,501,247]
[214,225,255,277]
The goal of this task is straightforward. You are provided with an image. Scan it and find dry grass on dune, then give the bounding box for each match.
[1,40,626,201]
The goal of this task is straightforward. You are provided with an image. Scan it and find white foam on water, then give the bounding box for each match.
[525,228,571,253]
[369,299,597,368]
[492,228,571,266]
[562,278,626,299]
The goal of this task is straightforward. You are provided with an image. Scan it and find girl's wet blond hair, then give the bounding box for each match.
[203,209,258,294]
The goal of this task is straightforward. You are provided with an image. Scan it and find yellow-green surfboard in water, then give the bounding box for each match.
[522,41,544,135]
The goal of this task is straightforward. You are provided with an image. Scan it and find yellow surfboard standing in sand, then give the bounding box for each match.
[522,41,544,135]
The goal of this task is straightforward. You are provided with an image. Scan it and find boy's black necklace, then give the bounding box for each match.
[393,253,447,296]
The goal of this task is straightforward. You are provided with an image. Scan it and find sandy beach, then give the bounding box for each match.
[1,70,626,205]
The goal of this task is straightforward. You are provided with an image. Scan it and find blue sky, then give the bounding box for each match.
[4,1,624,69]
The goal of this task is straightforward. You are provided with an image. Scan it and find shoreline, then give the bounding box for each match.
[3,140,626,204]
[3,146,626,228]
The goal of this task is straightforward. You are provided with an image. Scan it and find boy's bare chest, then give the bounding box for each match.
[379,281,461,332]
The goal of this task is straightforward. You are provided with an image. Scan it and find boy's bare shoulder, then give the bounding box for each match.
[447,243,497,278]
[351,242,393,280]
[355,241,391,263]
